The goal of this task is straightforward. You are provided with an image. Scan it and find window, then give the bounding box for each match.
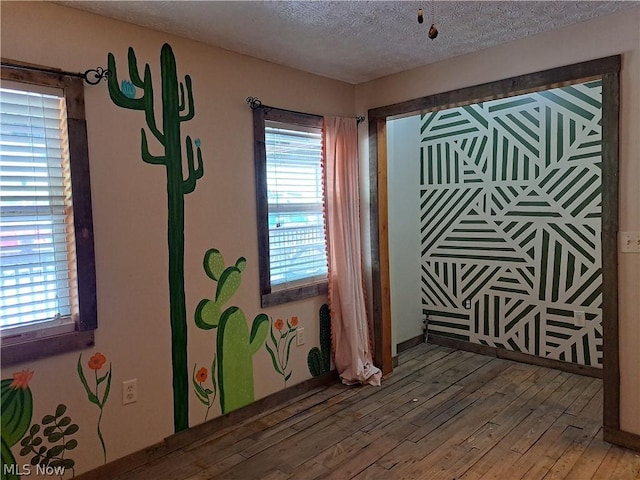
[253,107,328,307]
[1,62,96,365]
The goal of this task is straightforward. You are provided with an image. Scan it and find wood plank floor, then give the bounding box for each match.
[119,344,640,480]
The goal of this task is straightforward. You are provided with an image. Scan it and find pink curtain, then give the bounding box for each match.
[323,116,382,386]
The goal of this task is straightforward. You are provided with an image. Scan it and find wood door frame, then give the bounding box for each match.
[367,56,626,441]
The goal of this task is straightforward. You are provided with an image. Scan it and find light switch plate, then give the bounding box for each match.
[620,232,640,253]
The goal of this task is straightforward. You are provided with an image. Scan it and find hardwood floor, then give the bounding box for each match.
[119,344,640,480]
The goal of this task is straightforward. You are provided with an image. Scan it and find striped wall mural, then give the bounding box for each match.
[420,79,603,367]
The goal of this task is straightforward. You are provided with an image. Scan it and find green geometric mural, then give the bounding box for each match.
[420,80,602,367]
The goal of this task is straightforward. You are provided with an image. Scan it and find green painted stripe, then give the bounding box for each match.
[494,296,500,337]
[461,264,477,283]
[440,110,462,120]
[474,299,479,334]
[463,265,489,294]
[584,80,602,89]
[566,268,601,305]
[432,253,526,262]
[570,118,576,145]
[491,286,529,295]
[443,246,517,252]
[557,111,564,162]
[538,167,560,188]
[548,319,579,330]
[512,145,519,180]
[583,334,591,366]
[546,165,577,194]
[547,307,574,317]
[496,187,512,204]
[462,104,489,129]
[452,264,458,297]
[566,224,596,251]
[508,338,521,352]
[518,230,537,249]
[453,228,496,233]
[429,319,470,331]
[552,168,589,202]
[585,212,601,219]
[538,90,596,120]
[520,109,540,128]
[431,330,470,341]
[494,117,539,157]
[571,183,601,217]
[466,266,501,301]
[423,189,481,254]
[506,112,540,142]
[420,112,438,134]
[505,211,562,218]
[422,264,458,307]
[445,237,506,243]
[563,84,602,110]
[423,127,479,142]
[468,136,478,159]
[566,251,575,291]
[504,221,518,233]
[544,105,552,167]
[431,119,470,131]
[516,267,534,289]
[421,267,449,307]
[518,201,551,207]
[581,277,603,307]
[539,230,550,301]
[524,322,530,350]
[488,96,536,112]
[436,143,442,184]
[498,276,519,283]
[535,314,540,356]
[571,344,578,363]
[561,173,597,210]
[547,330,572,340]
[426,309,469,320]
[484,295,490,336]
[580,140,601,149]
[446,143,451,184]
[475,136,488,168]
[505,298,524,318]
[548,223,595,263]
[505,303,535,332]
[427,145,433,184]
[420,188,450,226]
[552,240,562,302]
[568,152,600,162]
[420,147,425,185]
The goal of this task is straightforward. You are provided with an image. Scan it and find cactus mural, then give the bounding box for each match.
[195,248,269,414]
[107,43,203,432]
[307,304,332,376]
[1,371,33,480]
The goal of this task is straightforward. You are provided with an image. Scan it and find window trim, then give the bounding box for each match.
[253,106,328,307]
[1,59,97,365]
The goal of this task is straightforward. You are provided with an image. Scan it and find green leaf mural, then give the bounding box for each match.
[107,43,204,432]
[195,248,269,414]
[307,304,332,376]
[266,316,298,386]
[1,371,33,480]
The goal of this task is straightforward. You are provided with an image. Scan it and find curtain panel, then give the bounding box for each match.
[323,116,382,386]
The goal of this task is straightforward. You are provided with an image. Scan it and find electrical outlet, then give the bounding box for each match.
[122,379,137,405]
[574,311,586,327]
[296,327,305,346]
[620,231,640,253]
[463,298,471,310]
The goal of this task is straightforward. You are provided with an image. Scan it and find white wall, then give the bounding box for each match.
[387,116,423,354]
[357,8,640,435]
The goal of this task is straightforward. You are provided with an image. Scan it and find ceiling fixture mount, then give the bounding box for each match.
[418,1,438,40]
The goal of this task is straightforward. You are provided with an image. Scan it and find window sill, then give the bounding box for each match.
[261,281,328,307]
[1,330,95,366]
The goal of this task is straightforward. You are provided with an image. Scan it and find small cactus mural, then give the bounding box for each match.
[307,304,332,376]
[195,248,269,414]
[107,43,203,433]
[1,371,34,480]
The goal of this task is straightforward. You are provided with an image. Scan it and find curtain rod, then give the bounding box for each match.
[246,97,365,124]
[1,61,111,86]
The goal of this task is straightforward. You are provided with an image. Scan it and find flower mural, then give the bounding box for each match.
[77,353,112,464]
[192,355,217,422]
[9,369,34,390]
[266,316,299,386]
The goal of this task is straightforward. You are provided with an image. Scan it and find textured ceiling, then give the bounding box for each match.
[60,1,639,84]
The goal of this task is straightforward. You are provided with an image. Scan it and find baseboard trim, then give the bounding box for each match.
[428,334,603,379]
[75,370,339,479]
[397,334,425,354]
[604,426,640,452]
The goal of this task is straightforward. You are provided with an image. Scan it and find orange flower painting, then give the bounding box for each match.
[290,316,299,327]
[195,367,208,384]
[88,352,107,370]
[266,315,299,386]
[274,318,284,331]
[10,369,34,390]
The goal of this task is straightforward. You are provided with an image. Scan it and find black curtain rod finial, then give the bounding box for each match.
[83,67,111,85]
[356,116,365,124]
[246,96,262,109]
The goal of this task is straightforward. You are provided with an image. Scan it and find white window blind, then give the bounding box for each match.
[0,84,78,332]
[265,120,327,289]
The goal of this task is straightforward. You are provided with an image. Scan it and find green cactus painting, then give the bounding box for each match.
[107,43,203,432]
[1,371,33,480]
[195,248,269,414]
[307,304,332,376]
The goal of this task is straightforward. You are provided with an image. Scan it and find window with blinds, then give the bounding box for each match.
[0,83,78,336]
[265,120,327,290]
[253,107,328,306]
